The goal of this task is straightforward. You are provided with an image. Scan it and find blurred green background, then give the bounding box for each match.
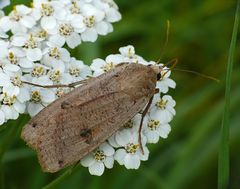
[0,0,239,189]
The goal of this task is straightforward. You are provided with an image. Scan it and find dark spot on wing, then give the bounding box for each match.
[58,160,64,165]
[80,128,91,137]
[80,129,92,144]
[61,101,72,109]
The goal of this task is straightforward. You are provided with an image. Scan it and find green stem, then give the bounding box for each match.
[218,1,239,189]
[42,165,79,189]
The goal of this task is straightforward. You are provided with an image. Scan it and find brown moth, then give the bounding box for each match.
[21,62,163,173]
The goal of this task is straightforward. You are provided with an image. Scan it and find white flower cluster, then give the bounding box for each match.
[81,45,176,176]
[0,1,176,177]
[0,0,121,123]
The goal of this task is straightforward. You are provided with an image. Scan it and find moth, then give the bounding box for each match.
[21,62,167,173]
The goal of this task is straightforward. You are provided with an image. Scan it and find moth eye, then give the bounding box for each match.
[147,64,152,67]
[157,73,161,80]
[32,123,37,128]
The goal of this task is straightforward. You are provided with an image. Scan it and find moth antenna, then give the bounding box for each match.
[156,20,171,64]
[161,58,178,78]
[161,59,219,82]
[172,68,220,82]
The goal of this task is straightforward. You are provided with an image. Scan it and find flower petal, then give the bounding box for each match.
[81,154,95,167]
[89,162,105,176]
[26,48,42,61]
[124,154,140,169]
[104,156,114,169]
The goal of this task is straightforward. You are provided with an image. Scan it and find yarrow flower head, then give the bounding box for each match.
[114,129,149,169]
[81,142,115,176]
[0,0,176,178]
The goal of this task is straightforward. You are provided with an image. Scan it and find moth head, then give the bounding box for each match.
[148,65,164,81]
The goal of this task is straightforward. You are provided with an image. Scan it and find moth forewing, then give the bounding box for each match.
[21,63,159,173]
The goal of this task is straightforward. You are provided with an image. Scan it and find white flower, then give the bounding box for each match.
[0,72,19,96]
[0,9,9,38]
[0,0,10,9]
[143,117,171,143]
[0,40,20,75]
[32,0,68,31]
[0,92,26,120]
[150,94,176,123]
[0,5,36,34]
[27,77,56,117]
[48,22,82,48]
[11,34,43,62]
[42,45,71,72]
[0,71,30,103]
[30,27,48,41]
[81,4,109,42]
[66,58,92,82]
[65,0,83,15]
[108,114,142,148]
[0,108,6,125]
[0,29,8,39]
[118,45,148,64]
[26,63,49,79]
[90,56,120,76]
[93,0,121,23]
[119,45,135,57]
[0,40,34,72]
[48,69,73,85]
[55,87,71,98]
[156,66,176,93]
[122,113,142,131]
[114,129,149,169]
[81,142,115,176]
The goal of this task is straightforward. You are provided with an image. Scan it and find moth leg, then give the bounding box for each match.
[138,89,158,114]
[138,95,154,154]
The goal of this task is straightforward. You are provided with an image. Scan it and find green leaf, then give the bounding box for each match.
[218,1,240,189]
